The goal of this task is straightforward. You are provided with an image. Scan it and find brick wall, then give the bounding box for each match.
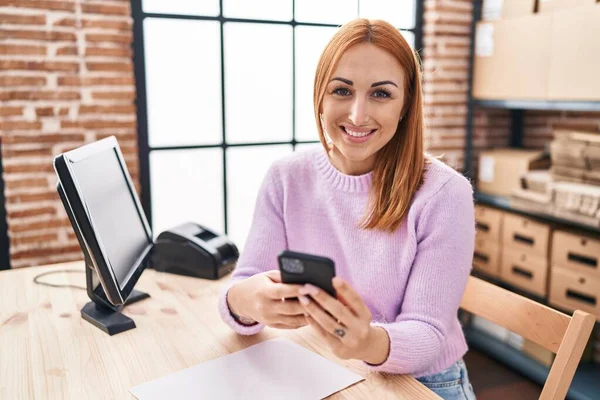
[0,0,138,268]
[1,0,598,269]
[422,0,510,171]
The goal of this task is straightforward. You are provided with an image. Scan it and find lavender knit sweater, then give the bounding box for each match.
[218,148,475,377]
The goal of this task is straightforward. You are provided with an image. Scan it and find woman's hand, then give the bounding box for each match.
[227,270,308,329]
[299,277,390,365]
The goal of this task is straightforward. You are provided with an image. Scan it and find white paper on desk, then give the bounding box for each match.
[129,338,364,400]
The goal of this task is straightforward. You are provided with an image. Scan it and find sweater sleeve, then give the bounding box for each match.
[218,163,288,335]
[366,174,475,375]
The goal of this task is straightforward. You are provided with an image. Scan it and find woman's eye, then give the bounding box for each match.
[332,87,351,96]
[373,89,391,98]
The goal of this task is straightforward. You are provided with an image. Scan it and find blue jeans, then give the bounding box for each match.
[416,359,476,400]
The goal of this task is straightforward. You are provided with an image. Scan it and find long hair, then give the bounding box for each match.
[313,18,426,232]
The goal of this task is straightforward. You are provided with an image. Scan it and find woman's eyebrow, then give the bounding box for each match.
[329,77,398,88]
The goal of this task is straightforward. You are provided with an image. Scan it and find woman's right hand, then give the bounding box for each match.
[227,270,308,329]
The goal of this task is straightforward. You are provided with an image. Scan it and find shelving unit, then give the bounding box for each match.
[463,2,600,399]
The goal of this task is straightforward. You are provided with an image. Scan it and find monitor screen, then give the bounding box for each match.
[70,148,151,289]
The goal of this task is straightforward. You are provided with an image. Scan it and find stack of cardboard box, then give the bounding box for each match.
[550,130,600,226]
[473,205,503,278]
[474,0,600,101]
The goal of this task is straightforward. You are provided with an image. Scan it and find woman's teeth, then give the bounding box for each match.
[343,127,373,137]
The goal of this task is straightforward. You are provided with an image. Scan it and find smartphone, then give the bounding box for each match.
[278,250,336,298]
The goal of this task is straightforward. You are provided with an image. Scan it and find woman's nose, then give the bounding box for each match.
[349,97,369,126]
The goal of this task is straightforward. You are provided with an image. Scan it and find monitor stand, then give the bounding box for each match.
[81,262,150,336]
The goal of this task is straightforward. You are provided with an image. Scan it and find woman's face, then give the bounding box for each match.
[321,42,405,175]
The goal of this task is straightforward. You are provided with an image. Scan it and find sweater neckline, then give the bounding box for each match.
[314,149,373,193]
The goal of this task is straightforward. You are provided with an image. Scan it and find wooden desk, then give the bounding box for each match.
[0,261,440,399]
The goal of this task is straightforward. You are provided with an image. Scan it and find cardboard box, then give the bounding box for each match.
[538,0,598,14]
[550,266,600,319]
[474,236,502,277]
[478,149,550,197]
[502,213,551,257]
[473,14,552,100]
[482,0,536,20]
[548,5,600,100]
[552,230,600,280]
[501,247,549,297]
[475,205,504,240]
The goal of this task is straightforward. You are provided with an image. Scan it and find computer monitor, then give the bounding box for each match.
[53,136,153,335]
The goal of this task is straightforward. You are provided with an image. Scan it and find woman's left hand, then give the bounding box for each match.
[298,277,390,364]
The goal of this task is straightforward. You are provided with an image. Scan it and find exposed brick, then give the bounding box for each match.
[5,177,48,190]
[58,75,135,87]
[0,76,46,87]
[85,47,132,58]
[0,0,76,12]
[3,147,53,158]
[61,120,136,129]
[2,133,85,145]
[6,190,58,204]
[92,91,135,101]
[53,18,77,28]
[11,244,82,261]
[0,91,81,101]
[82,2,130,16]
[86,62,133,72]
[96,132,136,142]
[35,107,54,117]
[56,46,78,56]
[3,164,55,174]
[58,108,70,116]
[0,29,77,42]
[0,60,79,73]
[86,32,132,44]
[0,44,46,55]
[79,105,135,114]
[0,13,46,25]
[0,121,42,131]
[12,233,59,247]
[82,19,132,31]
[0,106,23,117]
[8,206,56,219]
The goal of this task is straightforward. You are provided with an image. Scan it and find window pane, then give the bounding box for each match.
[295,142,323,152]
[142,0,219,17]
[150,149,224,239]
[225,23,292,144]
[295,26,337,142]
[295,0,358,25]
[223,0,292,21]
[359,0,416,30]
[227,145,292,251]
[145,19,222,147]
[401,30,415,49]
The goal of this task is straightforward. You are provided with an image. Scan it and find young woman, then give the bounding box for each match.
[219,18,476,400]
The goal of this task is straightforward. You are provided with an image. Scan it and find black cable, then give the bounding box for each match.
[32,269,86,291]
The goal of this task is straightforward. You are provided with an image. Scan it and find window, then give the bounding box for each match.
[132,0,423,251]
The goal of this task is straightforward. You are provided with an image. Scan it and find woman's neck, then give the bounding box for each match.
[328,146,375,176]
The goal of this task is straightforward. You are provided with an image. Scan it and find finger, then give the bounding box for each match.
[264,270,281,283]
[332,277,371,320]
[300,295,345,341]
[269,314,307,328]
[306,315,339,347]
[266,282,304,300]
[299,284,357,329]
[273,299,305,316]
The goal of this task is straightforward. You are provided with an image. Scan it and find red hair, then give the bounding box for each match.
[313,19,426,232]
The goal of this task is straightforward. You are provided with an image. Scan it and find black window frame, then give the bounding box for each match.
[130,0,424,236]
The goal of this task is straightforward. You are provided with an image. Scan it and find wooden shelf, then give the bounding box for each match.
[473,99,600,112]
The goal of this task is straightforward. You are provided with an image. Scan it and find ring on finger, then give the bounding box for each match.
[334,328,346,338]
